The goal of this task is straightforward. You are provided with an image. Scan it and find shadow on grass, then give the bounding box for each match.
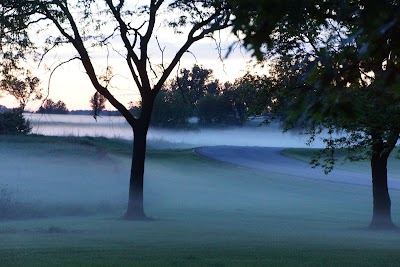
[0,184,124,221]
[0,185,43,220]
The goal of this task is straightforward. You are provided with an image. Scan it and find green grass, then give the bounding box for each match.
[0,134,133,154]
[2,246,400,266]
[1,135,400,266]
[282,147,400,176]
[0,134,192,155]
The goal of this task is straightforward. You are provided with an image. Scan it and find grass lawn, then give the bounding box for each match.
[1,135,400,266]
[282,147,400,179]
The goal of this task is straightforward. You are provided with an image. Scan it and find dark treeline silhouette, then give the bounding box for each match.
[37,99,69,114]
[144,65,273,128]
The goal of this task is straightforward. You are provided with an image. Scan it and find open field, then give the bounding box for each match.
[1,136,400,266]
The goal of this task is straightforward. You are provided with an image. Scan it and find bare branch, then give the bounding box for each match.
[155,36,165,72]
[138,0,165,92]
[44,56,80,104]
[38,3,74,43]
[37,38,69,68]
[185,50,198,63]
[43,0,136,127]
[141,0,164,53]
[154,10,232,95]
[105,0,143,93]
[116,0,125,12]
[147,57,158,78]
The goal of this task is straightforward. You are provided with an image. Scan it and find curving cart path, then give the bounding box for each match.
[195,146,400,190]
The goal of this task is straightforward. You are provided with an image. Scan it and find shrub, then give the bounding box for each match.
[0,109,31,135]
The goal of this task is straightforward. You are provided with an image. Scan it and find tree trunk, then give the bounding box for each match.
[124,94,153,220]
[124,124,148,220]
[369,138,396,229]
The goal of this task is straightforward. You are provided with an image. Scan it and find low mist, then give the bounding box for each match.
[27,113,328,148]
[1,113,398,260]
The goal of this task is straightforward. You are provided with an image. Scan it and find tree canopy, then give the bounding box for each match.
[1,1,41,109]
[256,0,400,229]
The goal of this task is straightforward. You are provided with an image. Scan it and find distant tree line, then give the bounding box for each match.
[37,99,69,114]
[131,64,274,128]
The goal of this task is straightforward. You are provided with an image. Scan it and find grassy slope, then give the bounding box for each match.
[0,135,400,266]
[282,147,400,178]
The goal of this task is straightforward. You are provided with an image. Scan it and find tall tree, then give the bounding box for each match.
[7,0,233,219]
[260,1,400,229]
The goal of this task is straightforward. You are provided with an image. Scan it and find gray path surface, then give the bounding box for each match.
[195,146,400,190]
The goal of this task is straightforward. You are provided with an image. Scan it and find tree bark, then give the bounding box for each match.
[124,124,148,219]
[369,137,397,229]
[124,94,153,220]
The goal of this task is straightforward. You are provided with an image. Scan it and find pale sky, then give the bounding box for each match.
[1,2,267,111]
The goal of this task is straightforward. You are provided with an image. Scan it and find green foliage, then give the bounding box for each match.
[165,65,276,127]
[229,0,327,59]
[267,0,400,172]
[1,2,42,109]
[151,89,192,128]
[0,0,34,57]
[197,93,239,126]
[38,99,69,114]
[168,0,233,34]
[1,70,42,109]
[232,72,276,118]
[0,108,31,135]
[174,64,220,106]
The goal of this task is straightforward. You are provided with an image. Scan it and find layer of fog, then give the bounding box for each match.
[3,113,397,252]
[1,139,400,250]
[27,113,331,148]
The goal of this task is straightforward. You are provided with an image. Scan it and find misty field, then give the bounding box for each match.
[1,136,400,266]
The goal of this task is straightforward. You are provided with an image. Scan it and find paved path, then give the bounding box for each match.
[195,146,400,190]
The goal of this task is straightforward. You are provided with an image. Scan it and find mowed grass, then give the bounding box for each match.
[282,147,400,178]
[1,135,400,266]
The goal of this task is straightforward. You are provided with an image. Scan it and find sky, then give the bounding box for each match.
[0,2,268,111]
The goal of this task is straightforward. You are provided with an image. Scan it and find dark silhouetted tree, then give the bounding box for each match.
[38,99,69,114]
[8,0,234,219]
[90,92,107,120]
[0,108,31,135]
[260,1,400,229]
